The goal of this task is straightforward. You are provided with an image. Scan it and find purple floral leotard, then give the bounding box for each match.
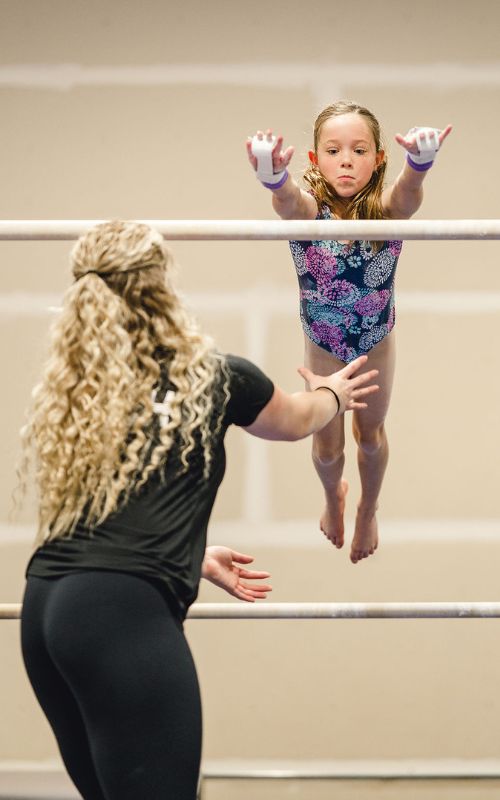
[289,204,403,363]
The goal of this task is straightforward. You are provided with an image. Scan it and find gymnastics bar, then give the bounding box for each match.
[201,758,500,780]
[1,219,500,241]
[3,602,500,620]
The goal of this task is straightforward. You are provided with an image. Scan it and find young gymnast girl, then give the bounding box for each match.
[247,100,452,564]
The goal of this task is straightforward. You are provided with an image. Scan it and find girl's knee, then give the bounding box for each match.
[353,423,387,456]
[312,443,345,469]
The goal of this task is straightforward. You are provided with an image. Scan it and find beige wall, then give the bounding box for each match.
[1,1,500,796]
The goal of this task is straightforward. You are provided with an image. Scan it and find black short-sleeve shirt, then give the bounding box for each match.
[26,354,274,619]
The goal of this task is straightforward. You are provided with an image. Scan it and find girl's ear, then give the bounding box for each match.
[375,149,385,169]
[308,150,318,166]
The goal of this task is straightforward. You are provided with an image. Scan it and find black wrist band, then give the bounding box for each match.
[314,386,341,415]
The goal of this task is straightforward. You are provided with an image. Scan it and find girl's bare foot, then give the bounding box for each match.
[351,506,379,564]
[320,479,349,548]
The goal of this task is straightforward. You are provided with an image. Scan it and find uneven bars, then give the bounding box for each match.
[1,219,500,241]
[2,602,500,620]
[201,759,500,780]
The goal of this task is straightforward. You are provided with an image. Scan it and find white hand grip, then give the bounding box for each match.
[408,126,440,164]
[251,134,285,184]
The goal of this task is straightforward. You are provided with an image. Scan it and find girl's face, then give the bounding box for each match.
[315,113,384,199]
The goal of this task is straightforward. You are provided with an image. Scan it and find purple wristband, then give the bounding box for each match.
[407,154,434,172]
[262,170,289,190]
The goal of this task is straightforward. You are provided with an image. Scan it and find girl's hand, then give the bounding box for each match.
[202,546,272,603]
[394,124,452,155]
[246,128,295,174]
[298,355,379,414]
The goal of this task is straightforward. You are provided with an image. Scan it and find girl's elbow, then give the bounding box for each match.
[272,200,295,220]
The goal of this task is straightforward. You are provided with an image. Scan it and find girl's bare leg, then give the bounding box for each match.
[315,412,348,548]
[350,331,396,563]
[304,337,348,548]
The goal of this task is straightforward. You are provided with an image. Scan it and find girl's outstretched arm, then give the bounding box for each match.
[382,124,452,220]
[246,129,317,220]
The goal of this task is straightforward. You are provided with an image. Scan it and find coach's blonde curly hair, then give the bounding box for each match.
[303,100,387,251]
[20,220,229,546]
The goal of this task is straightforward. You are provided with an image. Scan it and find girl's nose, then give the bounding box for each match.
[340,150,352,167]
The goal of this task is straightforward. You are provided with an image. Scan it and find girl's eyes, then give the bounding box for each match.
[326,148,367,155]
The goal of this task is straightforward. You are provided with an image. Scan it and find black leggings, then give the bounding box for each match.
[21,572,202,800]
